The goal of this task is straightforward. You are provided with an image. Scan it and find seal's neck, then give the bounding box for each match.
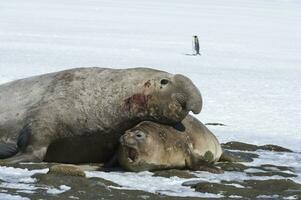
[93,79,155,134]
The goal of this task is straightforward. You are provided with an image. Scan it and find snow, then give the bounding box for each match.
[0,193,29,200]
[0,166,47,198]
[46,185,71,195]
[0,0,301,198]
[1,0,300,151]
[85,150,301,197]
[1,0,301,150]
[85,171,223,198]
[0,166,48,183]
[0,166,71,198]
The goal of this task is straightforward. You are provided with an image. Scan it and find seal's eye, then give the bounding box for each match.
[160,79,169,85]
[135,131,145,139]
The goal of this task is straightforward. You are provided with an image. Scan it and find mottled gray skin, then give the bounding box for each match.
[0,67,202,164]
[118,115,222,172]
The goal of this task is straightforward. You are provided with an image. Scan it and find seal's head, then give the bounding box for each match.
[149,74,202,123]
[117,122,168,172]
[123,69,203,124]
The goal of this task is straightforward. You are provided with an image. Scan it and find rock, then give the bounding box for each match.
[77,164,103,171]
[221,141,258,151]
[48,164,86,177]
[182,180,203,187]
[260,144,293,152]
[221,149,258,162]
[259,164,294,172]
[216,162,248,172]
[192,182,239,195]
[245,179,301,193]
[222,141,293,152]
[188,179,301,199]
[247,171,297,178]
[222,141,261,151]
[153,169,197,179]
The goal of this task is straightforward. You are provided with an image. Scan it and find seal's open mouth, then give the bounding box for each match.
[127,147,138,162]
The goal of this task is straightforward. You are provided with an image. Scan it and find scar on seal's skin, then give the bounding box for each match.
[144,80,151,88]
[123,94,151,111]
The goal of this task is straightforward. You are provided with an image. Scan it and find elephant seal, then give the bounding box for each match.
[0,67,202,164]
[117,115,223,172]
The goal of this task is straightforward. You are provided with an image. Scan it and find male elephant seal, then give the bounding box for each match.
[0,67,202,164]
[117,115,223,172]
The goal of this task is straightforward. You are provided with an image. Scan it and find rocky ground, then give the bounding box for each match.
[1,141,300,200]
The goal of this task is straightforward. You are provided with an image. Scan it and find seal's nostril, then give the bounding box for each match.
[173,93,187,110]
[180,101,187,110]
[127,138,137,146]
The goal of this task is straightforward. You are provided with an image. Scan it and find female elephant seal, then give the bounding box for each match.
[117,115,223,172]
[0,67,202,164]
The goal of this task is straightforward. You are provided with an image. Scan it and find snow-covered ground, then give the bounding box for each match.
[86,150,301,198]
[1,0,301,198]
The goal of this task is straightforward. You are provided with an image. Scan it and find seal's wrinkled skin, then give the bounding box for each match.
[0,67,202,164]
[118,115,222,172]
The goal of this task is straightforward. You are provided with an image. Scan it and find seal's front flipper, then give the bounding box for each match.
[0,142,19,159]
[0,152,42,165]
[172,122,186,132]
[188,151,224,174]
[104,153,119,169]
[17,124,32,151]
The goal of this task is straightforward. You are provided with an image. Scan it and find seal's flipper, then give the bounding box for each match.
[0,152,42,165]
[17,124,32,151]
[104,153,119,168]
[172,122,186,132]
[0,143,19,159]
[188,152,223,174]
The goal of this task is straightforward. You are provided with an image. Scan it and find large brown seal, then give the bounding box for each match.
[117,115,223,172]
[0,67,202,164]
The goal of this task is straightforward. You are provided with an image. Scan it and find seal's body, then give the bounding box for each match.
[0,67,202,164]
[118,115,222,172]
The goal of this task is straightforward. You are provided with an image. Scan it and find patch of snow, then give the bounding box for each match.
[283,196,298,200]
[0,0,300,152]
[85,171,223,198]
[0,166,46,197]
[0,166,48,183]
[224,183,245,188]
[262,166,281,171]
[0,183,38,191]
[0,193,29,200]
[46,185,71,195]
[244,151,301,183]
[244,168,266,173]
[68,196,80,200]
[84,149,301,197]
[229,195,243,199]
[0,166,73,197]
[16,190,35,194]
[193,171,286,183]
[256,195,280,199]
